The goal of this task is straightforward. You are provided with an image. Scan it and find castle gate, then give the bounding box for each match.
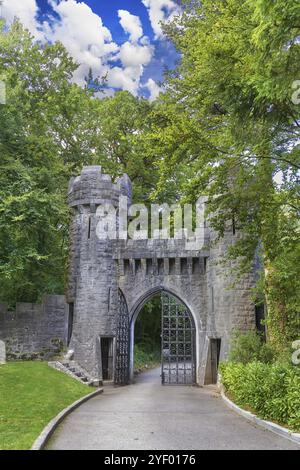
[67,167,257,386]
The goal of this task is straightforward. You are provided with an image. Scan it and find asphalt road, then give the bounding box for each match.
[46,368,299,450]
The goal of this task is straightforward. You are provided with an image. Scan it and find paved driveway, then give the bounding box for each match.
[46,368,299,450]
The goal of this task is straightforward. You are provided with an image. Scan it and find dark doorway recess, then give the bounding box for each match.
[205,338,221,385]
[255,304,266,340]
[101,337,114,381]
[67,303,74,346]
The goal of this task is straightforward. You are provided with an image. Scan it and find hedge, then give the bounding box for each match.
[220,362,300,432]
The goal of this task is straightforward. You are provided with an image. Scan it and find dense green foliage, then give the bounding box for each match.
[222,330,300,430]
[151,0,300,349]
[221,362,300,431]
[135,295,161,350]
[0,21,156,305]
[229,331,275,365]
[134,344,161,373]
[0,21,76,303]
[134,295,161,372]
[95,92,157,203]
[0,362,91,450]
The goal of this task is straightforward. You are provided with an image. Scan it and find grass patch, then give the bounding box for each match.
[0,362,92,450]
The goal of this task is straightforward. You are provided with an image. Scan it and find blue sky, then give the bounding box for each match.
[3,0,181,99]
[37,0,155,40]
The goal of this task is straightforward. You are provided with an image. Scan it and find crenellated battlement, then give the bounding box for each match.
[68,166,132,209]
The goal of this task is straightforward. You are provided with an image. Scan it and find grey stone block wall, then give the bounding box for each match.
[67,166,256,385]
[207,229,256,362]
[0,296,68,360]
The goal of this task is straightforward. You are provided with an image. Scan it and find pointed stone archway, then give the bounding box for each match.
[126,287,197,386]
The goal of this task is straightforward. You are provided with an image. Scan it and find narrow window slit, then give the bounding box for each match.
[88,216,92,239]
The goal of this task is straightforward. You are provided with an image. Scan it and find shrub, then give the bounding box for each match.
[229,330,275,364]
[134,344,160,372]
[220,362,300,432]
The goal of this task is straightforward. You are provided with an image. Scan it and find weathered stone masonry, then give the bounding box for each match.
[0,296,68,360]
[0,166,257,385]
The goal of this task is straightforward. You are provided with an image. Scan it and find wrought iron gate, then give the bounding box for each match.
[115,290,130,385]
[161,292,196,385]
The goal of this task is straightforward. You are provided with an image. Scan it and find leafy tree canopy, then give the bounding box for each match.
[0,21,157,305]
[149,0,300,346]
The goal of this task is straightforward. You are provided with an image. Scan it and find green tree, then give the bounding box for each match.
[0,20,79,304]
[151,0,300,348]
[92,91,157,202]
[0,21,159,304]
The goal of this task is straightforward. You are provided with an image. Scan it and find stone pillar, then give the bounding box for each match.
[207,224,256,363]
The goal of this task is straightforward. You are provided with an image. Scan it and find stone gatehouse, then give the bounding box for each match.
[66,166,257,386]
[0,165,258,385]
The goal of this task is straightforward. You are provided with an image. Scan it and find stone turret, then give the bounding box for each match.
[67,166,131,381]
[68,166,132,208]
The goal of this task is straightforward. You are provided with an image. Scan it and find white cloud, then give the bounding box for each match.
[142,0,181,39]
[107,40,154,95]
[108,44,153,96]
[107,67,140,95]
[2,0,44,40]
[46,1,154,93]
[118,10,143,43]
[143,78,161,101]
[119,42,153,68]
[2,0,158,97]
[44,0,119,86]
